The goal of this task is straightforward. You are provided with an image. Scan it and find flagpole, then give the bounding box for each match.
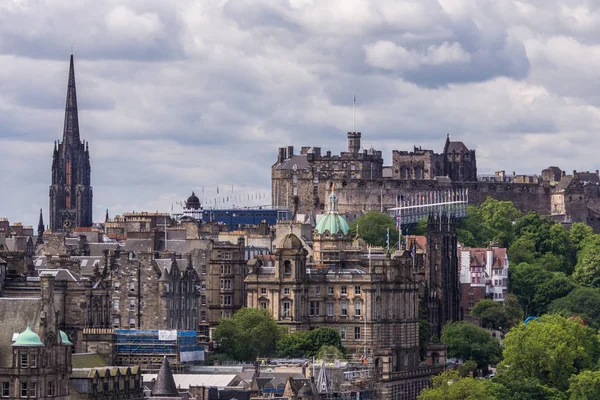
[353,93,356,133]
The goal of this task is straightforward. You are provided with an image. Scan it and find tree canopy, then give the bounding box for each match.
[440,321,502,369]
[277,327,344,358]
[212,308,285,362]
[497,314,600,392]
[418,370,510,400]
[349,211,397,247]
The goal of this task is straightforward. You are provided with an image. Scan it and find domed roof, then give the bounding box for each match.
[315,184,349,236]
[315,213,350,236]
[279,233,303,249]
[13,324,44,347]
[186,192,201,209]
[60,331,73,345]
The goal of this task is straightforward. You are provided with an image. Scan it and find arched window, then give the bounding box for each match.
[284,260,292,276]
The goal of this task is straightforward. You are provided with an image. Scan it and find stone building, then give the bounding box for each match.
[246,187,455,399]
[459,245,509,314]
[49,55,93,232]
[0,274,73,399]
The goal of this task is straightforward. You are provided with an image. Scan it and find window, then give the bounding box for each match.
[354,286,361,295]
[129,317,135,328]
[468,289,473,296]
[201,281,206,290]
[284,260,292,275]
[29,355,37,368]
[316,286,321,295]
[20,382,35,398]
[112,317,120,328]
[284,288,290,296]
[201,265,207,274]
[354,327,361,341]
[327,302,334,317]
[129,299,135,311]
[468,302,474,309]
[341,286,347,295]
[283,301,291,317]
[112,299,120,312]
[340,327,346,341]
[309,301,321,316]
[220,265,232,275]
[260,301,268,310]
[221,295,232,306]
[113,281,120,291]
[201,295,206,306]
[354,301,361,317]
[341,301,347,316]
[328,286,334,295]
[129,278,135,291]
[201,311,207,322]
[261,288,267,295]
[20,354,28,368]
[46,382,54,397]
[2,382,8,397]
[220,279,232,290]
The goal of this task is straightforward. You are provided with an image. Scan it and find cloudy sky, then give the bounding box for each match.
[2,0,600,226]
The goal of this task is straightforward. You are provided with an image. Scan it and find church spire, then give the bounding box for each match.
[37,209,44,245]
[62,54,80,145]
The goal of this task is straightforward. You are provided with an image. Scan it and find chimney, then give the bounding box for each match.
[278,148,286,163]
[561,170,566,178]
[287,146,294,158]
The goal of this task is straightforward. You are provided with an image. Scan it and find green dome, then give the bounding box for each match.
[60,331,73,345]
[12,324,44,347]
[315,213,349,236]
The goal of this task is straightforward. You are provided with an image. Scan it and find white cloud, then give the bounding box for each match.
[1,0,600,224]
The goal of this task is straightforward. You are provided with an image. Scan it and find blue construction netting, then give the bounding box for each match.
[115,330,204,355]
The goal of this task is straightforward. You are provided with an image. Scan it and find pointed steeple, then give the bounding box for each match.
[105,209,109,222]
[151,356,179,397]
[62,54,80,145]
[37,209,44,245]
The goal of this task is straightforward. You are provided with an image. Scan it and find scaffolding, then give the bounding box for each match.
[115,329,204,372]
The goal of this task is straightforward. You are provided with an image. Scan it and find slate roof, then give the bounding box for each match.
[0,298,42,367]
[122,238,154,253]
[446,141,469,153]
[151,357,179,397]
[33,256,102,277]
[72,352,108,369]
[275,154,311,170]
[88,243,120,257]
[555,176,575,191]
[144,373,242,390]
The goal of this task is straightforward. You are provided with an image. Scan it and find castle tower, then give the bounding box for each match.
[49,55,93,232]
[36,208,44,245]
[347,131,361,154]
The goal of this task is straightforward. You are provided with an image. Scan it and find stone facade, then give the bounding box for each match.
[50,55,93,232]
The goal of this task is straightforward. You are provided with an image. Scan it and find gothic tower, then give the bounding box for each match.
[49,55,92,231]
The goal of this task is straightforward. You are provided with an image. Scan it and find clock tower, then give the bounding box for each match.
[49,55,93,232]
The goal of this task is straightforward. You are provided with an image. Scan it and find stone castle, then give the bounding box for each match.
[272,131,600,231]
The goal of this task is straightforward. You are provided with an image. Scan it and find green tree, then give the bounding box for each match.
[531,273,575,315]
[418,370,510,400]
[441,321,502,369]
[457,205,488,247]
[568,370,600,400]
[213,308,284,362]
[508,235,538,265]
[503,293,525,326]
[569,223,594,251]
[509,262,553,316]
[497,314,600,391]
[470,299,508,330]
[276,327,344,358]
[479,197,521,247]
[350,211,397,247]
[548,287,600,329]
[316,345,344,362]
[573,246,600,288]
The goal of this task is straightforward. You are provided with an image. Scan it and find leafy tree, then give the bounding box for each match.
[573,246,600,288]
[508,235,538,266]
[479,197,521,247]
[441,321,502,369]
[509,262,553,316]
[277,327,344,358]
[548,287,600,329]
[412,217,428,236]
[497,314,600,391]
[316,345,344,362]
[503,293,525,326]
[457,205,489,247]
[213,308,284,362]
[531,273,575,315]
[350,211,397,247]
[568,370,600,400]
[457,359,478,377]
[569,223,594,251]
[470,299,508,330]
[418,370,510,400]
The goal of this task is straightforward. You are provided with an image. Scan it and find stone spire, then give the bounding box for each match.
[105,209,109,222]
[62,54,80,145]
[37,209,44,245]
[151,356,179,397]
